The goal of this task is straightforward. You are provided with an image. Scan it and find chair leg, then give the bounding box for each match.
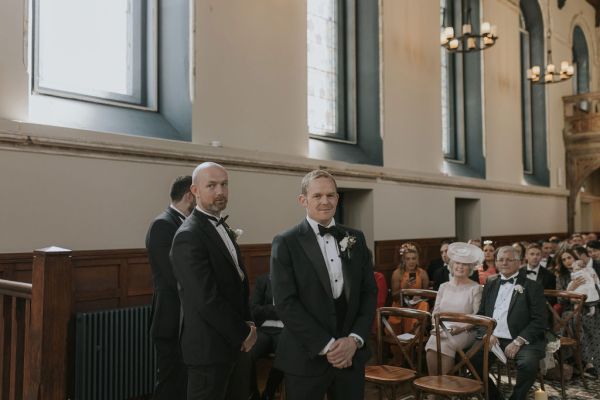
[538,371,545,391]
[575,344,587,389]
[558,348,566,400]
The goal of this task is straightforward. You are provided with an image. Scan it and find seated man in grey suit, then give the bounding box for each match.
[473,246,547,400]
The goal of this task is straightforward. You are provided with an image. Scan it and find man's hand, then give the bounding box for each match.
[326,337,357,369]
[504,342,522,359]
[489,335,499,347]
[241,325,257,352]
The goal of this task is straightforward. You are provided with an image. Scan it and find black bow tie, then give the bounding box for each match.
[500,277,516,285]
[526,269,537,275]
[206,214,228,226]
[318,224,342,239]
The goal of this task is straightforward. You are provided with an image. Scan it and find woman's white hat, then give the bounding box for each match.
[447,242,484,264]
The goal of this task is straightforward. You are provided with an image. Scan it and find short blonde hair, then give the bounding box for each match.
[301,169,337,195]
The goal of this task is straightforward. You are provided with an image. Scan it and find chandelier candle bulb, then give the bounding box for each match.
[462,23,471,34]
[567,65,574,75]
[545,73,552,83]
[467,37,476,49]
[547,63,555,73]
[560,61,569,72]
[483,36,494,46]
[527,69,533,79]
[449,39,459,49]
[531,66,541,76]
[441,32,448,45]
[444,26,454,39]
[481,22,491,34]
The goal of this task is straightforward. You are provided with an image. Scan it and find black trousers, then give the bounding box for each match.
[284,362,365,400]
[187,352,251,400]
[471,338,545,400]
[152,338,187,400]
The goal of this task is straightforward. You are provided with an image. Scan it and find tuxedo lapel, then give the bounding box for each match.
[166,207,185,228]
[297,220,334,299]
[488,278,501,314]
[341,257,351,303]
[508,274,526,316]
[193,210,239,272]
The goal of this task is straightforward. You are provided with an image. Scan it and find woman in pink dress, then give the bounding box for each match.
[425,242,484,375]
[476,240,497,284]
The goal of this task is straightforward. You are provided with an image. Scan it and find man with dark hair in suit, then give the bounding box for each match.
[271,169,378,400]
[249,274,284,400]
[171,162,257,400]
[473,246,547,400]
[427,239,451,282]
[146,175,195,399]
[523,243,556,290]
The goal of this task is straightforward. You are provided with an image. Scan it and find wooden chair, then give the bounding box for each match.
[365,307,431,400]
[412,312,497,400]
[543,289,588,400]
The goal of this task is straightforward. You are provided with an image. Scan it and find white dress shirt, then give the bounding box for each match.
[306,216,344,299]
[492,272,520,339]
[196,206,244,280]
[525,264,540,282]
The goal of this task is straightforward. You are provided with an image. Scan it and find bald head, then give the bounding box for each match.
[192,162,226,183]
[191,162,229,216]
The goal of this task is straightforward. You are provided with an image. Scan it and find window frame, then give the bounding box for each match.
[308,0,357,144]
[32,0,158,111]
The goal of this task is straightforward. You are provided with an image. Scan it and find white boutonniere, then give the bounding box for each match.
[338,234,357,260]
[514,284,524,294]
[225,226,243,242]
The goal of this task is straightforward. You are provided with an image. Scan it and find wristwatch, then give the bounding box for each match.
[350,335,362,348]
[512,337,525,347]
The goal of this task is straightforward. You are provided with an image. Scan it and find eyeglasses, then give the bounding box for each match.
[496,258,519,263]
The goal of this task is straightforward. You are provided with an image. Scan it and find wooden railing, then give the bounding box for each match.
[0,247,72,400]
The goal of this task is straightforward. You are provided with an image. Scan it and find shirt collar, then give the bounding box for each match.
[306,216,335,236]
[195,205,222,221]
[169,205,187,220]
[526,264,540,273]
[500,271,520,281]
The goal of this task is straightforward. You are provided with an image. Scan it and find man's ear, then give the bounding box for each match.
[298,194,307,208]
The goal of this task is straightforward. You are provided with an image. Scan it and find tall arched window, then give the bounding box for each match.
[572,25,590,94]
[519,0,548,186]
[440,0,485,178]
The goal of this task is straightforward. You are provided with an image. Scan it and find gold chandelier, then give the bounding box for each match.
[440,0,498,53]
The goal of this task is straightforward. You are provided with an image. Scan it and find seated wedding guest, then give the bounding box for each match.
[249,274,284,400]
[570,260,599,316]
[523,243,556,291]
[512,242,527,265]
[571,233,584,247]
[540,239,554,268]
[472,246,547,400]
[372,270,389,334]
[574,246,600,277]
[586,232,598,244]
[390,243,430,332]
[468,238,482,248]
[433,245,480,291]
[427,240,452,282]
[588,240,600,267]
[425,242,483,375]
[556,249,600,378]
[476,240,497,284]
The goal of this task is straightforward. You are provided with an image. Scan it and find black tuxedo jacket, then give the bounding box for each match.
[478,271,547,345]
[521,265,556,291]
[170,208,251,365]
[251,274,279,327]
[146,207,184,340]
[271,219,378,376]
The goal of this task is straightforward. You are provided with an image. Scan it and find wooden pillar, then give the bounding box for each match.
[25,247,72,400]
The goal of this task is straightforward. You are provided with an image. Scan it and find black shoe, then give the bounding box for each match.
[584,367,598,378]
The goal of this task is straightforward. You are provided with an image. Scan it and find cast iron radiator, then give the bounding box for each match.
[75,305,155,399]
